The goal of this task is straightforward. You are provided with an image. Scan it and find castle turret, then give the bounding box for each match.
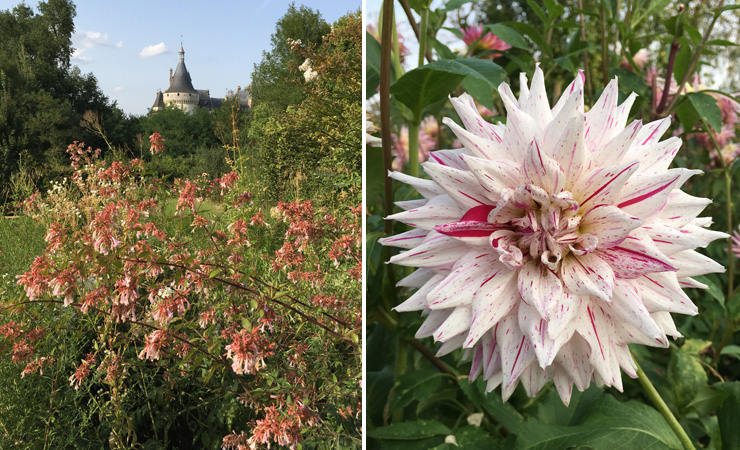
[151,90,164,111]
[163,43,199,113]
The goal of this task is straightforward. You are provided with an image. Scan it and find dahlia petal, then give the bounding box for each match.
[449,94,505,145]
[636,272,698,315]
[387,195,463,230]
[552,368,575,406]
[462,155,523,199]
[465,268,519,347]
[469,343,484,381]
[443,117,505,161]
[434,205,498,239]
[652,311,682,339]
[573,160,639,208]
[554,334,592,391]
[523,140,566,194]
[498,84,543,155]
[642,220,704,255]
[521,66,552,125]
[434,305,471,342]
[518,72,530,104]
[550,71,584,119]
[560,253,615,302]
[618,169,700,219]
[395,199,428,210]
[423,162,495,208]
[580,205,643,248]
[394,273,447,312]
[397,268,437,288]
[497,313,535,389]
[634,117,671,146]
[679,277,708,289]
[659,190,712,228]
[545,114,587,188]
[680,222,729,247]
[615,92,638,130]
[427,251,496,309]
[623,136,681,175]
[597,119,642,168]
[436,334,466,356]
[518,260,563,319]
[427,148,468,170]
[519,301,574,368]
[614,343,638,378]
[520,363,550,397]
[388,170,444,198]
[610,279,666,342]
[585,77,619,151]
[378,228,429,249]
[597,232,676,279]
[547,292,584,339]
[416,309,453,339]
[389,232,470,268]
[482,330,502,379]
[485,372,504,394]
[670,250,725,277]
[576,305,621,389]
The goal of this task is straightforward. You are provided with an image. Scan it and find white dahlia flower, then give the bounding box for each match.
[380,67,726,405]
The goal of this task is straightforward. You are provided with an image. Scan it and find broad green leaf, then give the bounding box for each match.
[720,345,740,357]
[706,39,738,47]
[676,93,722,132]
[368,420,452,440]
[693,275,725,307]
[505,22,552,55]
[453,425,503,449]
[486,24,530,50]
[543,0,565,19]
[458,378,524,431]
[686,385,732,415]
[390,370,448,411]
[515,395,683,449]
[673,37,692,88]
[668,347,708,412]
[391,59,506,118]
[526,0,548,24]
[715,382,740,450]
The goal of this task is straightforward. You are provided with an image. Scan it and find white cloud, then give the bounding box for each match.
[115,41,124,49]
[140,43,168,58]
[74,30,113,48]
[114,86,124,92]
[71,48,91,63]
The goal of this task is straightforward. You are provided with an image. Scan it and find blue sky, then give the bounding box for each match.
[2,0,359,115]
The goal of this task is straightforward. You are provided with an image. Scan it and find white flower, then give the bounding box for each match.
[381,66,726,405]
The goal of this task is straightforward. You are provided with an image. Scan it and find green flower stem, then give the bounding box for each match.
[407,120,420,178]
[633,355,696,450]
[417,3,429,68]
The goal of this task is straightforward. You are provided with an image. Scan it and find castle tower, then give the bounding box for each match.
[162,43,199,114]
[151,90,165,111]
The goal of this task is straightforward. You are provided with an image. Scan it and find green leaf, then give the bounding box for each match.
[675,93,722,132]
[720,345,740,357]
[715,382,740,450]
[453,426,503,449]
[515,395,683,449]
[716,4,740,13]
[673,37,692,88]
[686,385,732,415]
[486,24,530,50]
[391,59,506,118]
[706,39,739,47]
[390,370,448,411]
[683,23,702,45]
[526,0,548,24]
[368,420,452,440]
[543,0,565,19]
[668,347,708,412]
[444,0,482,11]
[505,22,552,55]
[693,275,725,308]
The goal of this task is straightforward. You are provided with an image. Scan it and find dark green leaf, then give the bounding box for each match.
[693,275,725,308]
[673,37,692,88]
[716,382,740,450]
[368,420,452,440]
[486,24,530,50]
[390,370,448,411]
[676,93,722,132]
[444,0,482,11]
[684,23,702,45]
[667,347,708,412]
[525,0,548,24]
[505,22,552,55]
[707,39,739,47]
[686,385,732,415]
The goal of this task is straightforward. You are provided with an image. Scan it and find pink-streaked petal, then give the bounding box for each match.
[679,222,729,247]
[642,220,704,255]
[497,313,536,389]
[545,114,587,188]
[436,334,466,357]
[427,252,497,309]
[623,136,681,175]
[659,190,712,228]
[554,333,592,391]
[547,292,584,339]
[468,343,484,381]
[580,204,643,248]
[415,309,453,339]
[670,250,725,277]
[395,199,427,211]
[389,232,470,268]
[520,363,551,397]
[462,155,523,200]
[433,305,471,342]
[614,343,638,378]
[652,311,682,339]
[427,148,468,171]
[498,84,543,155]
[609,279,666,343]
[378,228,429,249]
[465,269,518,348]
[552,368,575,406]
[449,94,505,145]
[597,231,676,279]
[634,117,671,146]
[386,195,463,230]
[518,260,563,319]
[585,77,619,152]
[573,160,640,209]
[485,372,504,394]
[521,66,552,125]
[388,170,444,198]
[481,329,501,380]
[422,161,495,209]
[523,140,566,194]
[575,304,621,389]
[618,169,700,219]
[560,253,615,302]
[394,273,447,312]
[615,92,638,130]
[679,277,708,289]
[396,268,437,288]
[442,117,506,161]
[596,119,642,168]
[635,272,698,315]
[550,72,585,119]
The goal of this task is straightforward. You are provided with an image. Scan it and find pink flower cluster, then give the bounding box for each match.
[149,132,165,155]
[461,24,511,59]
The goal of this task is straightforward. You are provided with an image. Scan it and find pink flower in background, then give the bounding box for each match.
[461,24,511,59]
[391,116,439,170]
[149,132,165,155]
[732,227,740,258]
[381,67,726,404]
[621,48,649,71]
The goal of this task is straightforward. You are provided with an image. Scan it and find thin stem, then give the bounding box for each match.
[417,4,429,68]
[398,0,434,64]
[577,0,592,97]
[664,0,726,115]
[407,121,420,178]
[633,354,696,450]
[656,40,680,116]
[599,4,609,85]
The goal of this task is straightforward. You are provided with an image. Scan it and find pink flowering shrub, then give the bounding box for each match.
[2,142,361,448]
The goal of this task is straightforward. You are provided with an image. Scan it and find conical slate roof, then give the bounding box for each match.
[151,90,164,109]
[165,45,197,94]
